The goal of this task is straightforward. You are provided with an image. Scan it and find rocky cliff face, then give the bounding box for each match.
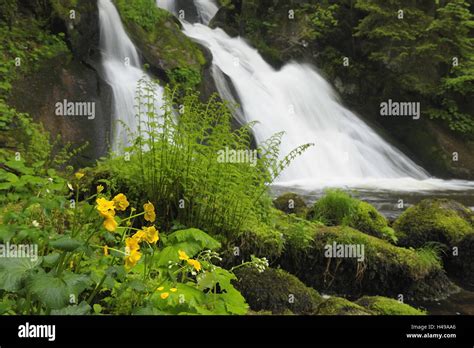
[8,0,112,163]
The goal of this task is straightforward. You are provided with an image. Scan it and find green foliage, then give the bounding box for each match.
[0,16,68,99]
[114,0,169,32]
[307,189,358,225]
[354,0,474,136]
[0,176,251,315]
[166,67,202,90]
[104,79,312,237]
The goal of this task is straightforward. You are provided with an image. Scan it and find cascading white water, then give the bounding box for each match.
[194,0,219,25]
[158,1,474,192]
[99,0,164,151]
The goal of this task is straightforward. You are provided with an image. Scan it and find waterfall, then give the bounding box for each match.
[98,0,164,151]
[194,0,219,25]
[156,1,474,192]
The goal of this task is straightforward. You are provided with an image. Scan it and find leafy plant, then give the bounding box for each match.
[104,79,312,238]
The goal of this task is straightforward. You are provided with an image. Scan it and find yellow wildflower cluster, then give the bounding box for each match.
[125,237,141,270]
[178,250,202,272]
[96,195,158,270]
[143,201,156,222]
[96,194,129,232]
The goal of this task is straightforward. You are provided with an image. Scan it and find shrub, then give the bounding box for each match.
[104,79,313,238]
[307,189,358,225]
[167,67,202,91]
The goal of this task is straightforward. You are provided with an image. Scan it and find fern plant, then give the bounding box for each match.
[107,78,313,238]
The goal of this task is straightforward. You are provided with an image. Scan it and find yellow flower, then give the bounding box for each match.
[125,237,140,253]
[160,292,169,300]
[157,286,164,291]
[103,216,118,232]
[125,249,142,269]
[187,259,202,272]
[97,185,104,193]
[103,245,109,256]
[178,250,189,261]
[170,288,177,293]
[113,193,129,211]
[96,197,115,216]
[75,172,85,180]
[142,226,159,244]
[132,230,146,243]
[143,201,156,222]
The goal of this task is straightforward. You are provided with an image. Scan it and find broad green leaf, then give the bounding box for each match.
[167,228,221,250]
[0,258,41,292]
[49,236,83,251]
[28,273,69,309]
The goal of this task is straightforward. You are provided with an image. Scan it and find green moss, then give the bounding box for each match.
[278,224,453,300]
[113,0,168,32]
[356,296,426,315]
[348,201,397,243]
[307,189,358,225]
[234,267,322,315]
[394,199,474,248]
[273,192,307,216]
[224,217,284,264]
[316,297,373,315]
[113,0,206,73]
[166,67,202,90]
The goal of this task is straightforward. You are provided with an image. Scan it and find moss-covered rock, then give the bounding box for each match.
[273,192,307,216]
[347,201,397,243]
[393,199,474,249]
[222,219,284,267]
[307,190,396,242]
[306,189,357,225]
[233,267,322,315]
[316,297,373,315]
[355,296,426,315]
[113,0,206,88]
[278,223,457,301]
